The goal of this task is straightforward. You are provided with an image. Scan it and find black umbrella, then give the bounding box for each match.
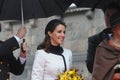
[38,0,72,17]
[0,0,44,25]
[0,0,72,25]
[73,0,118,11]
[1,0,117,24]
[0,0,72,51]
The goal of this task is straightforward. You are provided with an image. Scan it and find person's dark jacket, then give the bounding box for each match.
[92,38,120,80]
[0,37,25,80]
[86,30,108,73]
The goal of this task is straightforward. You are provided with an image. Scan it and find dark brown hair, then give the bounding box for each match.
[37,19,66,53]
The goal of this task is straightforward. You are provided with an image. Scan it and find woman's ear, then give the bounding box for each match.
[48,31,52,37]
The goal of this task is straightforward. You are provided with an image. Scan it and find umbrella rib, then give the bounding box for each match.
[91,0,103,11]
[21,0,24,26]
[55,0,64,12]
[0,0,5,16]
[38,0,47,17]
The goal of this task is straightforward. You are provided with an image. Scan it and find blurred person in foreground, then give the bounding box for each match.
[0,24,28,80]
[92,11,120,80]
[86,1,120,73]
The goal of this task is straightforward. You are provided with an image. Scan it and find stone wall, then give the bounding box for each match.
[0,8,105,80]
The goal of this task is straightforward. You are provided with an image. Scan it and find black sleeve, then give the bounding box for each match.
[86,33,105,73]
[8,54,26,75]
[0,37,19,56]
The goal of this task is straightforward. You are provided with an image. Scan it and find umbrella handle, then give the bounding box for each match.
[21,39,26,53]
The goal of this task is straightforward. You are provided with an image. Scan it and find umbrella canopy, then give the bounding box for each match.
[0,0,72,21]
[1,0,118,21]
[73,0,118,11]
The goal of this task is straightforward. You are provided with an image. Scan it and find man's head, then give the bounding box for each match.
[104,2,120,27]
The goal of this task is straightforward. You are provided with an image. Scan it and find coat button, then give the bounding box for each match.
[0,69,1,72]
[7,64,9,67]
[13,47,17,50]
[6,78,9,80]
[7,72,10,74]
[0,61,2,64]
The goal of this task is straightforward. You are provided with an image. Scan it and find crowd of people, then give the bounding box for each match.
[1,1,120,80]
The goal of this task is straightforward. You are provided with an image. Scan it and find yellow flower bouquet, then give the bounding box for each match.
[57,69,84,80]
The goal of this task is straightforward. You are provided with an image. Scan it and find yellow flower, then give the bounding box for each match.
[57,68,84,80]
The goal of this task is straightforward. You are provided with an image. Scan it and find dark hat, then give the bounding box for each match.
[103,11,120,34]
[102,1,120,13]
[110,11,120,27]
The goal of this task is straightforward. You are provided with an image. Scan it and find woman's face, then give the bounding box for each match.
[48,24,66,46]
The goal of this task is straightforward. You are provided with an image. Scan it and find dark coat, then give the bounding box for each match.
[86,31,108,73]
[92,39,120,80]
[0,37,25,80]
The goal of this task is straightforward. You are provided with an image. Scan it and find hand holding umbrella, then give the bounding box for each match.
[16,27,27,53]
[15,26,26,39]
[15,26,27,53]
[20,40,28,58]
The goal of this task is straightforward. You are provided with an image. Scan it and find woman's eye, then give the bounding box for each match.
[58,30,62,33]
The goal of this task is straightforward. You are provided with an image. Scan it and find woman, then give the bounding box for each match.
[31,19,72,80]
[92,12,120,80]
